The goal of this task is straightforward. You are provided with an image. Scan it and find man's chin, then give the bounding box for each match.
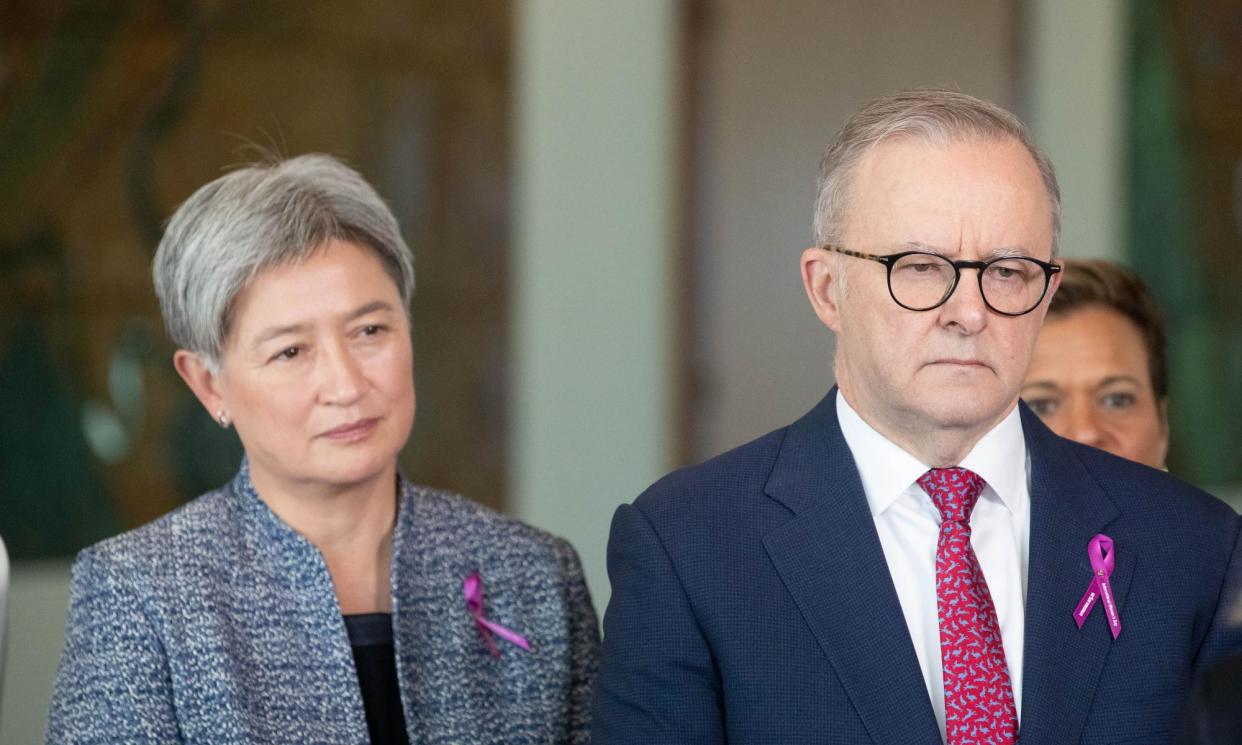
[911,392,1011,431]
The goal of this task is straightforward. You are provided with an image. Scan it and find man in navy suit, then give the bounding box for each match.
[592,89,1242,744]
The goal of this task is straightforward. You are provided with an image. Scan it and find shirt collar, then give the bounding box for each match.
[836,390,1028,517]
[958,402,1028,516]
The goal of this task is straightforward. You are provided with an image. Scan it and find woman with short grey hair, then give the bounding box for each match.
[47,154,599,744]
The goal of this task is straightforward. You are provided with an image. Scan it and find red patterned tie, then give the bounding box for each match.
[918,467,1018,745]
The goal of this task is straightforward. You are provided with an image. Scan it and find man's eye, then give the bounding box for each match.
[363,324,384,336]
[272,346,300,362]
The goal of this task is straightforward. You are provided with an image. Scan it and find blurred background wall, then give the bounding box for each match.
[2,0,1239,740]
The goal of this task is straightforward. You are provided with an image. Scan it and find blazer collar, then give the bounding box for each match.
[762,388,944,744]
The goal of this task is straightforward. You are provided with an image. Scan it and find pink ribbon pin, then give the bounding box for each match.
[464,571,531,657]
[1073,534,1121,639]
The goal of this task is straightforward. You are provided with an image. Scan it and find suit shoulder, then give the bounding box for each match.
[405,484,576,561]
[1067,440,1238,531]
[66,489,236,618]
[76,489,233,576]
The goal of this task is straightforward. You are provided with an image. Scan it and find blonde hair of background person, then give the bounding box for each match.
[1021,259,1169,469]
[46,154,598,744]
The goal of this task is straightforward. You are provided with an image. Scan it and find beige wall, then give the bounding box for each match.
[690,0,1021,459]
[1027,0,1128,262]
[1,562,71,744]
[510,0,678,617]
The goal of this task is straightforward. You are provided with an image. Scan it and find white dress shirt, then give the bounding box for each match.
[836,390,1031,742]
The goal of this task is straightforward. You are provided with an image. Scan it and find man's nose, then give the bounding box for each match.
[938,269,989,333]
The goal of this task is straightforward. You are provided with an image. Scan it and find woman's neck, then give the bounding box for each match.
[248,462,399,614]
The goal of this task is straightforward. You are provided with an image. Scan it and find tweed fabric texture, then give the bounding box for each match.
[919,468,1017,745]
[47,462,599,744]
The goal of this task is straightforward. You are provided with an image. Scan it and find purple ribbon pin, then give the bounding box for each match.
[1073,534,1121,639]
[464,571,531,657]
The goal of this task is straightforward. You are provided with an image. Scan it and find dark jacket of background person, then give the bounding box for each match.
[1177,653,1242,745]
[47,463,599,744]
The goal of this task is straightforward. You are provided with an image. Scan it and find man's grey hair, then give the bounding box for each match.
[153,153,415,369]
[813,88,1062,258]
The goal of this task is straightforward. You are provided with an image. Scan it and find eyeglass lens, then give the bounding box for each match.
[889,254,1048,314]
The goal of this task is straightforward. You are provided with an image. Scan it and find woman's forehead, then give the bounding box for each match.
[228,240,403,338]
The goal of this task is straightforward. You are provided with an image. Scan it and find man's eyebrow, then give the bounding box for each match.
[1020,381,1060,392]
[984,246,1040,260]
[900,243,1045,260]
[902,241,946,254]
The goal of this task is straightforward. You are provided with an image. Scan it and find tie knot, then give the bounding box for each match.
[917,467,986,524]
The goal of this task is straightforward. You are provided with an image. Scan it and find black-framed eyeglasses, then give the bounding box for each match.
[821,245,1061,317]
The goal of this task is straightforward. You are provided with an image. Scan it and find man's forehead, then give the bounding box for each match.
[861,131,1032,168]
[842,135,1054,257]
[849,134,1046,202]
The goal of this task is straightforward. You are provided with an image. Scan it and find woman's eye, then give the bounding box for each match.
[1100,392,1135,409]
[1024,397,1057,417]
[271,346,301,362]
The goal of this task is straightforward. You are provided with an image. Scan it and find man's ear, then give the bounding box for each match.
[173,350,228,421]
[801,246,844,332]
[1046,264,1064,302]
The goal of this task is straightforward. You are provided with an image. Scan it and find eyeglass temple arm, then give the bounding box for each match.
[821,245,889,264]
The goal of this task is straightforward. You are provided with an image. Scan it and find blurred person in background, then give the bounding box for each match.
[1020,260,1242,743]
[1021,258,1169,469]
[46,154,598,744]
[1179,649,1242,745]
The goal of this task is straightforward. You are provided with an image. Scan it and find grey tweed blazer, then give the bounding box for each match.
[46,463,599,744]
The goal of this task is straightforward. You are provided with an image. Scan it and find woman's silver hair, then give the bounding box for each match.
[153,154,415,369]
[813,88,1062,257]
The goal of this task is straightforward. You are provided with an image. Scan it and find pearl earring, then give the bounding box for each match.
[216,410,230,428]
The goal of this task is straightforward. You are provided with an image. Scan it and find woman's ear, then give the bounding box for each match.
[801,246,844,332]
[173,350,228,423]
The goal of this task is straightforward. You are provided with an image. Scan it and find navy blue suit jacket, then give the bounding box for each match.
[593,390,1242,744]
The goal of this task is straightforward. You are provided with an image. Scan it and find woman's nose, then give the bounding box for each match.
[1063,400,1107,450]
[318,341,366,405]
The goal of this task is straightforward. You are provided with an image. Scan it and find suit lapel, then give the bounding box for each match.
[1016,406,1132,745]
[763,390,943,745]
